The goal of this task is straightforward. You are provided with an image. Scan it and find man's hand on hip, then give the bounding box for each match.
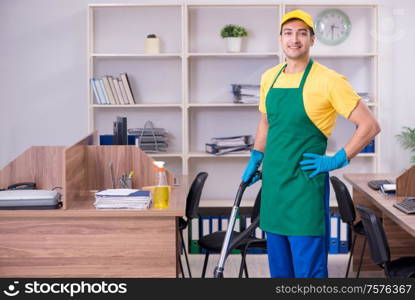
[299,148,349,178]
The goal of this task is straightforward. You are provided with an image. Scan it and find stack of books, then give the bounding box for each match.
[206,135,253,155]
[90,73,136,105]
[231,84,260,104]
[128,121,168,152]
[94,189,152,210]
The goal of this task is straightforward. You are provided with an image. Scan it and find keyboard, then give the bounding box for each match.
[393,197,415,214]
[368,179,393,190]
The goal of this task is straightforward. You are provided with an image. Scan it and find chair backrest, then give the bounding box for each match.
[356,205,390,265]
[251,187,262,220]
[330,176,356,224]
[186,172,208,219]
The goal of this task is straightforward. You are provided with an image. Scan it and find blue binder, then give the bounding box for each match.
[329,215,340,254]
[339,220,350,253]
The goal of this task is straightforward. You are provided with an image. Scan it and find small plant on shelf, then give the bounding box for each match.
[220,24,248,53]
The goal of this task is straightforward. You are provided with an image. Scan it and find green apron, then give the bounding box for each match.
[260,59,328,236]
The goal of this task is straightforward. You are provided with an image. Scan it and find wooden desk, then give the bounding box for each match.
[0,183,186,278]
[0,135,187,278]
[344,173,415,271]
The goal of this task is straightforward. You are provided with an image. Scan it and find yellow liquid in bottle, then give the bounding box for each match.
[153,186,170,209]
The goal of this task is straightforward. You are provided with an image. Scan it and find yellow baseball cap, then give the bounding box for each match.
[280,9,314,30]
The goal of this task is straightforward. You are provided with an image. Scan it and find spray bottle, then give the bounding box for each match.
[153,161,169,209]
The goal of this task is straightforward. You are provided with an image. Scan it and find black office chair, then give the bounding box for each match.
[330,176,367,278]
[197,188,264,278]
[356,205,415,278]
[178,172,208,278]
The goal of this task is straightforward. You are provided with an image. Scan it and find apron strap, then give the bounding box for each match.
[299,58,313,90]
[269,58,314,90]
[269,63,287,89]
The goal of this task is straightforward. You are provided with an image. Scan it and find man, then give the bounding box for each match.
[242,10,380,278]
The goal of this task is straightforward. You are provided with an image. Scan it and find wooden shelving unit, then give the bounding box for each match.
[88,2,379,207]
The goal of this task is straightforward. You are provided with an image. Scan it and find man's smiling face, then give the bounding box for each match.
[280,19,315,60]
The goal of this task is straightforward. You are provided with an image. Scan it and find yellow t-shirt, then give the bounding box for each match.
[259,61,360,137]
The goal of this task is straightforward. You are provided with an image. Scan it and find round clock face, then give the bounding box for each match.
[315,9,351,45]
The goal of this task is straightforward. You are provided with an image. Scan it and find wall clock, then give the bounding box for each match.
[315,9,351,45]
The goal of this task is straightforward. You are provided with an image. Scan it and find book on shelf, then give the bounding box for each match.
[102,76,116,104]
[91,73,136,105]
[98,79,109,104]
[115,79,126,104]
[108,76,120,104]
[119,79,130,104]
[120,73,135,104]
[90,79,102,104]
[112,78,124,104]
[94,79,106,104]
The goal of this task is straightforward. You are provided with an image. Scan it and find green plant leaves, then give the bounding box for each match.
[395,126,415,163]
[220,24,248,38]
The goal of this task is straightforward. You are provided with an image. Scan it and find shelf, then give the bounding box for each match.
[91,53,182,58]
[89,4,181,8]
[188,52,279,57]
[188,151,250,158]
[285,3,377,8]
[92,104,183,108]
[188,3,280,7]
[188,103,258,108]
[147,152,183,158]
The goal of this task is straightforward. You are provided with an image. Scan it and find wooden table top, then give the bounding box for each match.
[343,173,415,238]
[0,176,188,218]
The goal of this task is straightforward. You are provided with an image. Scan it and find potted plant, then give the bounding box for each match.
[220,24,248,53]
[144,34,160,54]
[396,127,415,163]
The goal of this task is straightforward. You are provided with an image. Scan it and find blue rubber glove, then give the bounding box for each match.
[242,149,264,185]
[299,148,349,178]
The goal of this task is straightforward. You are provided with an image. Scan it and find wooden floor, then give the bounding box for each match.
[179,254,385,278]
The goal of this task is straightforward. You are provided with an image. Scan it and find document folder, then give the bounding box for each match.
[329,216,340,254]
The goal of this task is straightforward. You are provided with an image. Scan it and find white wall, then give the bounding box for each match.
[1,0,414,173]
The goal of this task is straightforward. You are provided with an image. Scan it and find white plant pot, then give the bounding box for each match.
[226,37,242,53]
[144,37,160,54]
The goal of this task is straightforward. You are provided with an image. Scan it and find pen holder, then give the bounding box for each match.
[125,178,132,189]
[119,176,132,189]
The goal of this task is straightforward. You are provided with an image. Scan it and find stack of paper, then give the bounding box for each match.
[206,135,253,155]
[231,84,260,104]
[94,189,152,210]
